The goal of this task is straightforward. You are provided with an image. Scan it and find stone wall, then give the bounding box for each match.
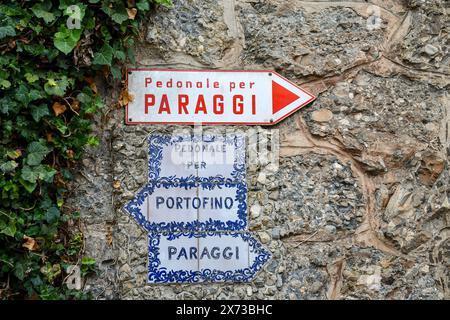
[67,0,450,299]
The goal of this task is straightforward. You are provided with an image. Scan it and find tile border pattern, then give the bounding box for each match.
[123,133,271,283]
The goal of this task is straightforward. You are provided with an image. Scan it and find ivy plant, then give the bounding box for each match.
[0,0,171,299]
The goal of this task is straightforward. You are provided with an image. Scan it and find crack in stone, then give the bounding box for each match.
[326,258,345,300]
[279,113,415,297]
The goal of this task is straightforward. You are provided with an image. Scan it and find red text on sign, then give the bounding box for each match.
[144,94,256,115]
[144,77,256,92]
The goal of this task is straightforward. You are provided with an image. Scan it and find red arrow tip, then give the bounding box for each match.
[272,80,300,114]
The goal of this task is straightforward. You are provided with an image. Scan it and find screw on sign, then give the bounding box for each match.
[126,69,316,125]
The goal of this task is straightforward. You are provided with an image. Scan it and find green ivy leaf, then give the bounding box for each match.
[25,73,39,83]
[76,91,92,104]
[26,141,51,166]
[37,165,56,183]
[54,26,81,55]
[22,43,45,56]
[114,50,126,61]
[21,165,55,184]
[21,166,39,183]
[29,89,44,101]
[31,3,56,24]
[46,207,60,224]
[44,76,70,97]
[110,65,122,79]
[13,261,25,280]
[0,97,16,115]
[15,84,30,104]
[0,26,16,39]
[92,44,114,66]
[19,179,37,193]
[0,4,24,17]
[0,160,18,173]
[136,0,150,11]
[127,47,136,64]
[154,0,173,7]
[1,69,9,78]
[0,79,11,89]
[51,117,68,134]
[31,276,43,287]
[0,220,17,237]
[31,104,50,122]
[100,26,112,42]
[111,11,128,24]
[87,135,100,146]
[30,24,43,35]
[81,257,96,265]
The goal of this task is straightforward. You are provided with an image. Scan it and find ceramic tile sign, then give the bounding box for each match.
[148,232,271,283]
[124,133,247,232]
[123,180,247,233]
[126,69,316,125]
[148,133,246,183]
[123,132,271,283]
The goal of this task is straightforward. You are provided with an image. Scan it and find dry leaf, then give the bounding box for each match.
[46,132,53,142]
[71,99,80,111]
[19,37,31,44]
[52,102,67,116]
[9,40,16,49]
[85,77,98,94]
[113,180,121,189]
[54,172,66,188]
[126,8,137,20]
[101,65,110,78]
[23,235,38,251]
[29,293,40,300]
[119,87,134,107]
[66,149,75,159]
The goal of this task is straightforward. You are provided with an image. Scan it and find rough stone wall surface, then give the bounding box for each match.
[67,0,450,299]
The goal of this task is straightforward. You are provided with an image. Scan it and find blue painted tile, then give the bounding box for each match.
[148,232,271,284]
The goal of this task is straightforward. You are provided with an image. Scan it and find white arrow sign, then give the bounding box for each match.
[148,232,271,283]
[126,69,315,125]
